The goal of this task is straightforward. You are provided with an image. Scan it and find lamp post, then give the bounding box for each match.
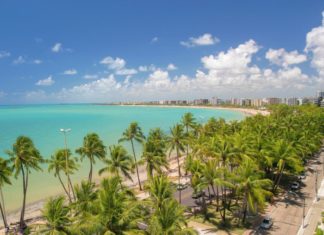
[315,169,319,201]
[302,197,306,228]
[60,128,71,200]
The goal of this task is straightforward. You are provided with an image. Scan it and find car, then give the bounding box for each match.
[176,183,188,191]
[260,216,273,229]
[290,181,300,190]
[192,191,204,199]
[298,172,306,180]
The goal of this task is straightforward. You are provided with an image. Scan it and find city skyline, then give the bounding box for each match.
[0,1,324,104]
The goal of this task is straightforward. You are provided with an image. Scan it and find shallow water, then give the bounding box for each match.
[0,104,244,211]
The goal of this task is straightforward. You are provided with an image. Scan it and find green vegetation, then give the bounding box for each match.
[0,104,323,234]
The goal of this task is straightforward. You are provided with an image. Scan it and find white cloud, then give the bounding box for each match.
[52,43,62,53]
[36,76,55,86]
[167,63,177,71]
[63,69,78,75]
[138,66,148,72]
[138,64,156,72]
[180,33,219,47]
[0,51,10,59]
[33,59,43,64]
[100,57,126,70]
[305,11,324,76]
[100,56,137,76]
[26,40,318,103]
[266,48,307,67]
[115,68,137,76]
[13,56,26,64]
[144,70,171,90]
[151,37,158,43]
[201,39,259,72]
[84,74,99,80]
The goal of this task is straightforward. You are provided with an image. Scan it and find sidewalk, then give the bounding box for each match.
[297,179,324,235]
[271,149,324,235]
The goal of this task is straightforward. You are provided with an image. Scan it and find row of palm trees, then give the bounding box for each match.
[0,104,323,234]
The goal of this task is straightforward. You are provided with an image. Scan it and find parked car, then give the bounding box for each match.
[290,181,300,190]
[260,216,273,229]
[176,183,188,191]
[192,191,204,199]
[298,172,306,180]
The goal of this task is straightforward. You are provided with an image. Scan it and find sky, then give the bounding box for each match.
[0,0,324,104]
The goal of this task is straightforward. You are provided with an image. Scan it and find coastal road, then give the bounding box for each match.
[246,148,324,235]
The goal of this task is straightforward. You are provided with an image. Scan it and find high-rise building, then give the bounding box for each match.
[210,97,223,106]
[316,90,324,98]
[284,97,298,106]
[316,90,324,107]
[266,97,282,105]
[251,99,264,107]
[193,99,209,105]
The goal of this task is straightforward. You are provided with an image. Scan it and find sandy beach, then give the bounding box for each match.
[2,154,185,231]
[118,104,270,116]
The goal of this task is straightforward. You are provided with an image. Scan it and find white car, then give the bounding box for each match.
[260,216,273,229]
[291,182,300,190]
[298,172,306,180]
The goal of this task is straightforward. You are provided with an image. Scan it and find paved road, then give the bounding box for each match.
[245,148,324,235]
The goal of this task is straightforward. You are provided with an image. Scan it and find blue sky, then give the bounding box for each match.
[0,0,324,104]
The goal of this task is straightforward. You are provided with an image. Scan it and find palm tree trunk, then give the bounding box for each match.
[0,199,8,230]
[176,148,182,203]
[242,191,248,223]
[131,139,142,191]
[273,161,285,192]
[89,158,93,183]
[58,172,72,203]
[0,187,8,230]
[207,186,211,204]
[20,166,28,230]
[185,126,189,176]
[211,185,219,211]
[67,175,76,201]
[221,186,227,223]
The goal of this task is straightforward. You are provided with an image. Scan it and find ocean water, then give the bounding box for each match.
[0,104,244,212]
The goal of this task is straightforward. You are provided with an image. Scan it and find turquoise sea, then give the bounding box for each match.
[0,104,244,212]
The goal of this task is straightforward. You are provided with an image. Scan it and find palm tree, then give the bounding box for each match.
[0,158,11,231]
[235,158,272,223]
[168,124,186,203]
[98,145,133,182]
[119,122,145,190]
[76,133,106,183]
[48,149,78,203]
[145,175,173,210]
[41,196,71,235]
[94,176,143,234]
[141,140,168,180]
[147,199,197,235]
[73,180,97,219]
[199,159,223,211]
[268,139,302,191]
[181,112,196,159]
[7,136,43,231]
[211,135,236,168]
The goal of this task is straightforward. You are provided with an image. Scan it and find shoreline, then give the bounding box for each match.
[2,154,183,230]
[115,104,270,116]
[2,105,268,229]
